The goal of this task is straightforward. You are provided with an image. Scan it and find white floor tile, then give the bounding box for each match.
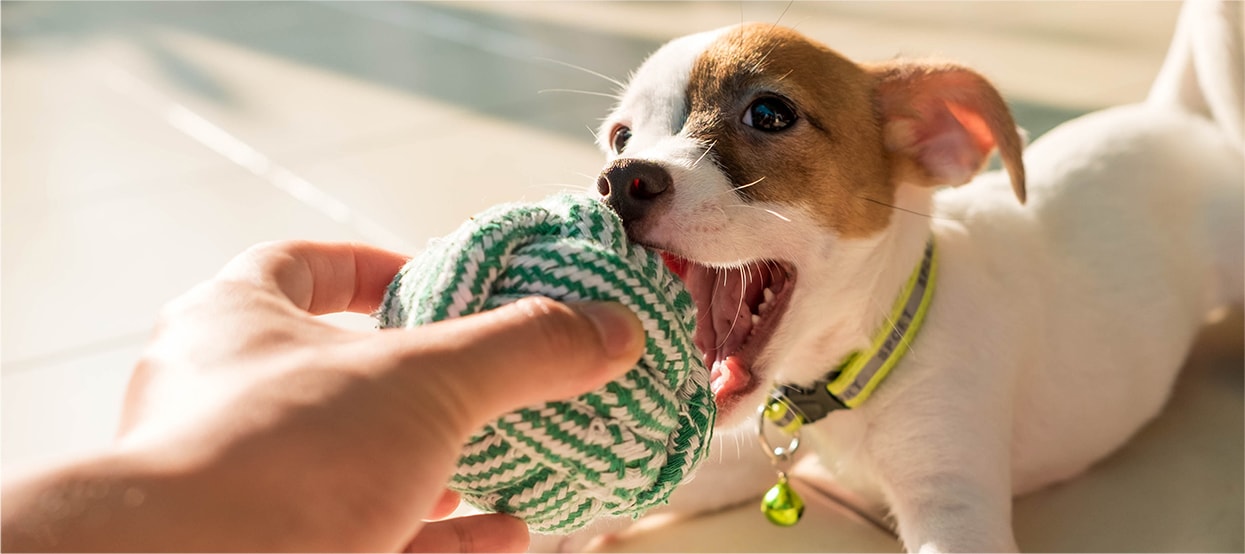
[2,167,373,367]
[0,2,1238,551]
[594,474,902,553]
[293,113,606,249]
[3,2,623,167]
[460,1,1181,110]
[1013,328,1245,553]
[2,344,139,471]
[0,48,228,209]
[84,28,480,162]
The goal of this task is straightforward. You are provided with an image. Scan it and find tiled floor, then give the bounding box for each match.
[2,1,1239,551]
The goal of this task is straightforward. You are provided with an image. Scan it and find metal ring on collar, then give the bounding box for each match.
[756,403,800,463]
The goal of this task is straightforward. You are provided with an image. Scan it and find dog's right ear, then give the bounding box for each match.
[868,60,1027,203]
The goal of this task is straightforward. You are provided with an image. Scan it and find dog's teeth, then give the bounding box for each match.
[763,288,775,302]
[751,314,760,325]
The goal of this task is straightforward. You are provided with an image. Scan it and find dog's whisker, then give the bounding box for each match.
[759,207,792,222]
[771,0,795,31]
[716,266,748,350]
[538,88,622,100]
[753,0,796,73]
[878,311,921,363]
[574,173,605,194]
[586,125,601,142]
[754,5,795,74]
[751,50,773,74]
[691,140,717,170]
[761,260,773,284]
[856,195,963,221]
[713,280,740,351]
[724,203,793,223]
[744,263,754,304]
[705,269,724,341]
[534,57,627,90]
[730,176,767,193]
[524,182,593,193]
[879,300,923,361]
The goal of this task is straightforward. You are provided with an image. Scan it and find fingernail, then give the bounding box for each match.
[574,302,642,359]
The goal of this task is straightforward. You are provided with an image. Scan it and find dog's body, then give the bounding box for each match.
[544,2,1243,551]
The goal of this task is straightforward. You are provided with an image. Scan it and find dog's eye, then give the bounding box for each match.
[610,126,632,154]
[743,97,797,132]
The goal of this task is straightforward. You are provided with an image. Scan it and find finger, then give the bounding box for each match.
[217,241,409,314]
[403,514,528,553]
[426,490,461,521]
[388,297,645,429]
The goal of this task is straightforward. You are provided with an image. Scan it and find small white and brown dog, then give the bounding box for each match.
[572,1,1243,551]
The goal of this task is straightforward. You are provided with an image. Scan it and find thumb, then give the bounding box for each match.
[389,296,646,429]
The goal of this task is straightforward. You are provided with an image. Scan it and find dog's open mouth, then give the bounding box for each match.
[662,252,796,415]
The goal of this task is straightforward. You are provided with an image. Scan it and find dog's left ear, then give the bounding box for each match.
[868,60,1027,203]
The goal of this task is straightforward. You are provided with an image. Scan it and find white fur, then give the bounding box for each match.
[601,27,730,152]
[540,2,1243,552]
[1148,0,1244,150]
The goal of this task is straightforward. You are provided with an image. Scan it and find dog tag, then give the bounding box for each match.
[761,474,804,526]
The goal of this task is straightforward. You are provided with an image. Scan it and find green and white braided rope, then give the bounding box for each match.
[377,193,715,534]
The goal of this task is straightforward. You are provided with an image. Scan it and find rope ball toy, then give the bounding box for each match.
[377,193,716,534]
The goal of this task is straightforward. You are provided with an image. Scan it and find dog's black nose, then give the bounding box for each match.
[598,159,673,223]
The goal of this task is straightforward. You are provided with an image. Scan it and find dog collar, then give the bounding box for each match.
[763,239,939,434]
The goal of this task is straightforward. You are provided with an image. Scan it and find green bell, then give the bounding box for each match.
[760,474,804,526]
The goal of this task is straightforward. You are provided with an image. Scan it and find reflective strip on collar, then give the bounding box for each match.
[765,239,939,431]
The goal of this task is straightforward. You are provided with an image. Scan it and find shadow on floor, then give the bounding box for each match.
[2,1,1085,149]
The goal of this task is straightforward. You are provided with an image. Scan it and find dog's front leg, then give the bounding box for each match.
[882,471,1016,553]
[867,402,1017,553]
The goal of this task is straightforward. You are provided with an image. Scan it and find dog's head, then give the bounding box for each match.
[597,23,1025,427]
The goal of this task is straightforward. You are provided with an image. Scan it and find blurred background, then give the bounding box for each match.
[3,2,1239,551]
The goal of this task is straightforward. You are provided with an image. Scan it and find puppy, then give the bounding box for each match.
[580,1,1243,551]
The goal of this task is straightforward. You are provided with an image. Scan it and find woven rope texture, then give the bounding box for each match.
[377,193,715,533]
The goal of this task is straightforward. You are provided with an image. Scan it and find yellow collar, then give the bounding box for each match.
[764,239,939,433]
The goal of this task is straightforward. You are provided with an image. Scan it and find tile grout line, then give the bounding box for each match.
[312,1,561,62]
[1,330,152,376]
[96,62,418,254]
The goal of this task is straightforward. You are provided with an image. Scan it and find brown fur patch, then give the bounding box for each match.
[685,24,896,238]
[684,24,1026,237]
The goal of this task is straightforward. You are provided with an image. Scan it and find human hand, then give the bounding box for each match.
[2,241,645,552]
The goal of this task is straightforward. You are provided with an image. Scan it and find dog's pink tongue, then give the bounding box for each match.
[710,356,752,400]
[661,252,689,279]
